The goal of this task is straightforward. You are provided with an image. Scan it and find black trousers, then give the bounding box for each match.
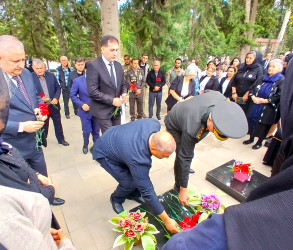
[44,105,65,143]
[25,148,48,177]
[62,87,78,116]
[96,115,121,134]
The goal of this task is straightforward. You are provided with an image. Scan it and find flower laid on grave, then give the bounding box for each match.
[229,160,253,182]
[179,211,201,231]
[35,103,49,151]
[110,210,159,250]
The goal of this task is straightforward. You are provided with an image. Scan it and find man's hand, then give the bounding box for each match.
[232,93,238,102]
[42,97,50,102]
[158,211,180,234]
[179,187,189,206]
[82,103,90,111]
[23,121,44,133]
[34,108,47,122]
[154,86,160,91]
[113,98,123,107]
[242,92,249,102]
[50,228,68,246]
[122,93,129,103]
[51,98,58,105]
[135,89,142,95]
[37,173,56,190]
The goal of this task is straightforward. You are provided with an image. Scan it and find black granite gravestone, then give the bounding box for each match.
[206,160,269,202]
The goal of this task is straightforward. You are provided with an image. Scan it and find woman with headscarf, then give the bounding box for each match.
[243,59,284,149]
[165,68,196,112]
[231,51,263,114]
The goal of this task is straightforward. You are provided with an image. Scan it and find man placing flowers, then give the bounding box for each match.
[92,119,180,234]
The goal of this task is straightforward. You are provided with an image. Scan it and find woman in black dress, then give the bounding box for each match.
[243,59,285,149]
[231,51,263,114]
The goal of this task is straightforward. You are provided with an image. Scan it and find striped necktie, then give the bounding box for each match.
[12,76,32,106]
[109,63,117,88]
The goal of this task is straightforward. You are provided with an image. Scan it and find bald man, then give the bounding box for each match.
[92,118,180,234]
[0,35,48,176]
[56,56,72,119]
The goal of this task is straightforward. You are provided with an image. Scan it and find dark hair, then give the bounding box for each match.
[142,53,148,57]
[175,58,182,63]
[124,55,130,58]
[216,65,223,71]
[131,58,139,63]
[75,57,84,63]
[228,65,238,74]
[206,60,216,67]
[85,61,91,70]
[214,56,221,62]
[101,35,119,47]
[230,57,241,66]
[279,52,285,56]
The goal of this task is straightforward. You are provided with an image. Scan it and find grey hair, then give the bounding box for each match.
[269,59,284,73]
[153,60,161,65]
[152,132,176,153]
[0,35,24,54]
[184,67,197,76]
[32,58,44,66]
[247,51,257,57]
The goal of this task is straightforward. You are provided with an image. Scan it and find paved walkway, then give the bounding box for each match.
[46,88,272,250]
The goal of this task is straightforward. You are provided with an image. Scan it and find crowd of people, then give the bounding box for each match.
[0,32,293,250]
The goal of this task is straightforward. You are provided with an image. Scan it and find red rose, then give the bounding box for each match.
[124,228,137,239]
[134,223,144,233]
[233,165,241,172]
[241,165,250,174]
[156,77,161,82]
[133,212,142,221]
[121,218,132,229]
[40,93,44,98]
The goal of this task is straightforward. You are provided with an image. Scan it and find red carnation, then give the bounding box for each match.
[233,165,241,172]
[129,83,136,92]
[40,93,44,98]
[241,165,250,174]
[38,103,49,116]
[156,77,161,82]
[124,228,136,239]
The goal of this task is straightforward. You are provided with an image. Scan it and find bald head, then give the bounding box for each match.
[150,131,176,159]
[0,35,25,76]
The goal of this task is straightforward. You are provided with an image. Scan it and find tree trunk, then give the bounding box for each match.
[100,0,121,62]
[49,0,67,55]
[275,9,291,55]
[189,8,197,58]
[240,0,252,61]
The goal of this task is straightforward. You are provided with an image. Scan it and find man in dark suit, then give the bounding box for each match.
[68,58,85,116]
[93,119,179,234]
[0,35,48,176]
[71,63,100,154]
[32,59,69,147]
[56,56,72,119]
[261,52,273,75]
[146,60,166,120]
[86,35,128,134]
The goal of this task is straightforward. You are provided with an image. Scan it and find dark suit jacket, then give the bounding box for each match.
[32,71,61,109]
[1,68,43,159]
[199,75,219,91]
[86,56,127,120]
[218,76,234,100]
[71,75,93,119]
[146,69,166,92]
[68,69,84,89]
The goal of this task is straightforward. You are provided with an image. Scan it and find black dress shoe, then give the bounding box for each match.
[252,144,262,149]
[110,194,124,214]
[83,146,88,154]
[243,139,254,145]
[157,115,161,120]
[52,197,65,206]
[58,140,69,146]
[127,195,145,204]
[173,184,180,193]
[189,169,195,174]
[65,115,70,119]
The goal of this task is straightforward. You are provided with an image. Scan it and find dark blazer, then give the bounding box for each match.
[165,76,195,110]
[1,68,43,159]
[218,76,234,100]
[86,56,127,120]
[56,66,71,90]
[146,69,166,92]
[68,69,84,89]
[71,75,93,119]
[32,71,61,108]
[199,75,219,91]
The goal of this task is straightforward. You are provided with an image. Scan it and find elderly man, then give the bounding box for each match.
[125,58,145,121]
[93,119,180,234]
[147,60,166,120]
[32,59,69,146]
[56,55,72,119]
[0,35,48,176]
[87,35,128,133]
[165,91,248,206]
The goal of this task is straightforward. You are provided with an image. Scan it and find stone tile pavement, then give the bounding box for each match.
[46,88,272,250]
